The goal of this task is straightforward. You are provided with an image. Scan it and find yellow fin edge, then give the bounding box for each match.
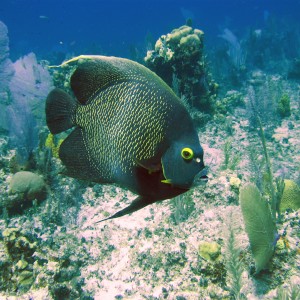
[48,55,101,68]
[161,179,172,185]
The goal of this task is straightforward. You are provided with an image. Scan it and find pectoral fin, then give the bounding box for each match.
[135,159,161,174]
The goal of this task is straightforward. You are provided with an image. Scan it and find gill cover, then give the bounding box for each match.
[161,141,204,188]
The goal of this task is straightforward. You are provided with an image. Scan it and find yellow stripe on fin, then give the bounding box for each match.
[49,55,104,68]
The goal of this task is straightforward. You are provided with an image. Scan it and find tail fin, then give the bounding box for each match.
[46,88,77,134]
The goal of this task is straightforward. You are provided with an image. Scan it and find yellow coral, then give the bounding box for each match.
[280,179,300,212]
[45,133,63,159]
[194,28,204,38]
[2,228,18,241]
[45,132,54,149]
[229,177,241,189]
[16,259,28,270]
[180,34,201,47]
[198,241,221,261]
[166,26,193,44]
[165,48,174,61]
[154,37,164,51]
[276,238,285,251]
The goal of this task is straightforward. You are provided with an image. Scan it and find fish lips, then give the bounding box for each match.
[192,167,209,187]
[162,167,208,190]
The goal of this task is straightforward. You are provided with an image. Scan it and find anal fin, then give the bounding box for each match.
[96,196,154,223]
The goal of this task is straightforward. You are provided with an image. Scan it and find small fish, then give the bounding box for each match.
[39,15,49,20]
[46,55,207,221]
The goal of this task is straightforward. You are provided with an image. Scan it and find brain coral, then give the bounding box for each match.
[280,179,300,212]
[2,171,47,211]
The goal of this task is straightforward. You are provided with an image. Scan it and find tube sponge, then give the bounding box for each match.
[239,183,278,273]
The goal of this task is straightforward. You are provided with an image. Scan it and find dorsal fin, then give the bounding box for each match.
[68,55,174,104]
[70,59,127,104]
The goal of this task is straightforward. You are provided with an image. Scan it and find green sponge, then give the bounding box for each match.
[198,241,221,261]
[280,179,300,212]
[239,183,278,273]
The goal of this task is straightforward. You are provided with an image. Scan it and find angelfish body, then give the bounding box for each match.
[46,55,207,221]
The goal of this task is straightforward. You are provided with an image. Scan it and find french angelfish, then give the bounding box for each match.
[45,55,207,222]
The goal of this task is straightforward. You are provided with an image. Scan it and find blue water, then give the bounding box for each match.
[1,0,300,61]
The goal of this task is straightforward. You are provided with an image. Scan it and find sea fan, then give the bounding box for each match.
[219,28,246,70]
[239,183,278,273]
[7,52,54,165]
[9,52,54,123]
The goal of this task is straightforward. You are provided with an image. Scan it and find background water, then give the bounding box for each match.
[2,0,300,61]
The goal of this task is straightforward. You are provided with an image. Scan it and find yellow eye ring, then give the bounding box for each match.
[181,148,194,160]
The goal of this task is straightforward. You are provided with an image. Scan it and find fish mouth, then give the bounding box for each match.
[161,167,209,189]
[161,167,208,190]
[193,167,209,186]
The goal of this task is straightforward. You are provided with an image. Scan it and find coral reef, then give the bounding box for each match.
[0,227,38,293]
[0,19,300,300]
[0,225,92,299]
[144,25,217,113]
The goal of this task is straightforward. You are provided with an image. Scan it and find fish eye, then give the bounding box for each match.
[181,148,194,160]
